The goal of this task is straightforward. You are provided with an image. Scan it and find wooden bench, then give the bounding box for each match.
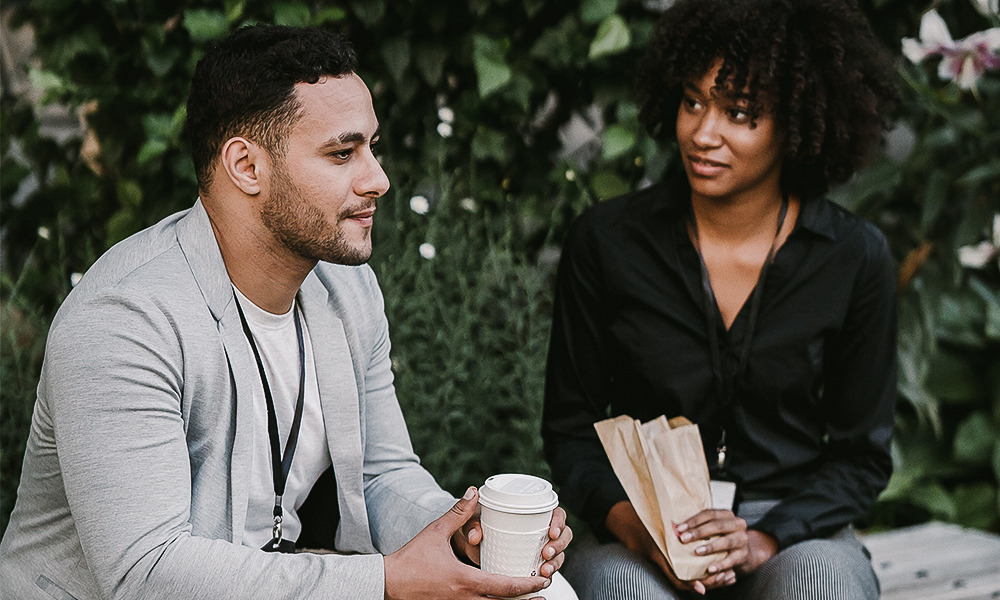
[862,522,1000,599]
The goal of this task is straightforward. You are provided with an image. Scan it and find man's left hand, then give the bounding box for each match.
[452,506,573,577]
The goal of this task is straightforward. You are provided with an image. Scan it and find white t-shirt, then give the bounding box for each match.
[233,286,332,549]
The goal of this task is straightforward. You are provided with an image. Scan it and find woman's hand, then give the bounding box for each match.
[605,501,713,595]
[675,510,778,580]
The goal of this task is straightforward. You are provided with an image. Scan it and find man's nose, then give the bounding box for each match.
[358,150,390,198]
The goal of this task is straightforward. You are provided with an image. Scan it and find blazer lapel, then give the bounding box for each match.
[299,274,375,553]
[175,200,256,543]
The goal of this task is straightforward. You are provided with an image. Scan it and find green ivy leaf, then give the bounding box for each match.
[184,9,228,44]
[382,38,411,84]
[351,0,385,28]
[589,15,630,60]
[105,209,140,247]
[994,444,1000,488]
[502,73,534,113]
[926,348,985,404]
[224,0,246,24]
[581,0,617,24]
[415,44,447,87]
[590,169,630,199]
[143,114,175,142]
[137,139,168,167]
[473,35,512,98]
[313,7,347,24]
[602,124,635,160]
[908,481,957,520]
[957,160,1000,188]
[953,411,998,464]
[921,170,950,235]
[530,18,581,68]
[116,180,143,210]
[273,2,311,27]
[471,127,508,163]
[953,483,998,529]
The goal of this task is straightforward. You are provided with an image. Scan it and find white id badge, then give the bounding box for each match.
[710,480,737,510]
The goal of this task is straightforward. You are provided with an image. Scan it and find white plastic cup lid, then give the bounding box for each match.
[478,473,559,515]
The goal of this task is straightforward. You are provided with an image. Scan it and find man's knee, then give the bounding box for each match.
[743,537,879,600]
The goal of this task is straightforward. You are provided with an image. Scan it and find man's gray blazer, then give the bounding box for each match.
[0,201,456,600]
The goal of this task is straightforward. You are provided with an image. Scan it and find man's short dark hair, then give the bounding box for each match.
[636,0,897,199]
[185,25,358,189]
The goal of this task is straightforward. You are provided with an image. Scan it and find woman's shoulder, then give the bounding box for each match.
[572,181,684,240]
[803,197,894,278]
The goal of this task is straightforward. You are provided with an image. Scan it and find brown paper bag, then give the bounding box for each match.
[595,415,722,581]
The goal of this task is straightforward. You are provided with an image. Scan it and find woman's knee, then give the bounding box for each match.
[563,542,681,600]
[741,537,879,600]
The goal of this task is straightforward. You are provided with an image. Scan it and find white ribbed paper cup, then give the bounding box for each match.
[478,474,559,579]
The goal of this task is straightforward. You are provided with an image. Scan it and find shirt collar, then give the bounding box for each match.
[650,172,839,241]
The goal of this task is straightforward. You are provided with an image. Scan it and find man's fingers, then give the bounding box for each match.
[466,522,482,545]
[472,570,548,599]
[437,487,478,537]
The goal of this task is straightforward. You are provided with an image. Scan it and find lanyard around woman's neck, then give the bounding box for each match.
[688,192,789,473]
[234,295,306,553]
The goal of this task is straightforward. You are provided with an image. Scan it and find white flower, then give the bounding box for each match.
[410,195,430,214]
[970,0,999,18]
[438,106,455,123]
[419,243,436,260]
[70,272,83,287]
[958,214,1000,269]
[459,197,477,212]
[565,169,576,181]
[437,122,453,138]
[902,10,1000,89]
[37,226,51,240]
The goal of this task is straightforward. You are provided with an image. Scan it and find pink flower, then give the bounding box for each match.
[902,10,1000,89]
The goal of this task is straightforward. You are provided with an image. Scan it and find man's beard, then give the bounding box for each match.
[260,162,373,266]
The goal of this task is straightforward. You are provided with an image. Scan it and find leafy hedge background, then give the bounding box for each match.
[2,0,999,537]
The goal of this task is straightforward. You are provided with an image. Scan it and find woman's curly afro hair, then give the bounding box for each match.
[636,0,897,199]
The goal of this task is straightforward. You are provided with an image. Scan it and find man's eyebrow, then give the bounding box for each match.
[322,126,381,149]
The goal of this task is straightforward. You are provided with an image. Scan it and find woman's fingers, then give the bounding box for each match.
[676,510,746,543]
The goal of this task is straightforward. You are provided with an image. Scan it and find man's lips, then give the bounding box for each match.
[688,155,729,176]
[345,207,376,226]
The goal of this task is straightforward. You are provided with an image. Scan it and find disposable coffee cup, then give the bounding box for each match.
[478,473,559,584]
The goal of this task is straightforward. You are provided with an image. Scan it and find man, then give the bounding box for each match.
[0,25,570,599]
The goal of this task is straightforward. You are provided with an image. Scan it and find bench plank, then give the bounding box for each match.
[862,522,1000,600]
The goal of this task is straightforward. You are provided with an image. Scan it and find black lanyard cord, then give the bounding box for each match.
[233,295,306,531]
[689,194,789,473]
[689,192,789,407]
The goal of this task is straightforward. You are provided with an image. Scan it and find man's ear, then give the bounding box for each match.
[220,137,266,195]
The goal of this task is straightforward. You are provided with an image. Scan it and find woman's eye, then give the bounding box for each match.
[683,96,701,110]
[729,108,751,122]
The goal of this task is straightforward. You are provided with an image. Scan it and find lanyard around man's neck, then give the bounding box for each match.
[234,295,306,553]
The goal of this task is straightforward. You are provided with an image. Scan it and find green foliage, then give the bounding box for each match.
[2,0,999,538]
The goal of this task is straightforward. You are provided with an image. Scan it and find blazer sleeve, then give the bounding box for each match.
[358,267,457,555]
[45,288,386,600]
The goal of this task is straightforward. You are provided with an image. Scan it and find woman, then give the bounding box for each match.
[542,0,897,598]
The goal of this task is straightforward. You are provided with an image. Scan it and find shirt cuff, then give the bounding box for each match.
[751,514,811,550]
[582,472,630,543]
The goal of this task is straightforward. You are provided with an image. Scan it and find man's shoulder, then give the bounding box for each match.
[54,208,205,331]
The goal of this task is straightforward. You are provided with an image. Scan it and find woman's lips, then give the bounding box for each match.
[688,155,729,177]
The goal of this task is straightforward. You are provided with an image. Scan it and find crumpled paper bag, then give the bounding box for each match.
[594,415,722,581]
